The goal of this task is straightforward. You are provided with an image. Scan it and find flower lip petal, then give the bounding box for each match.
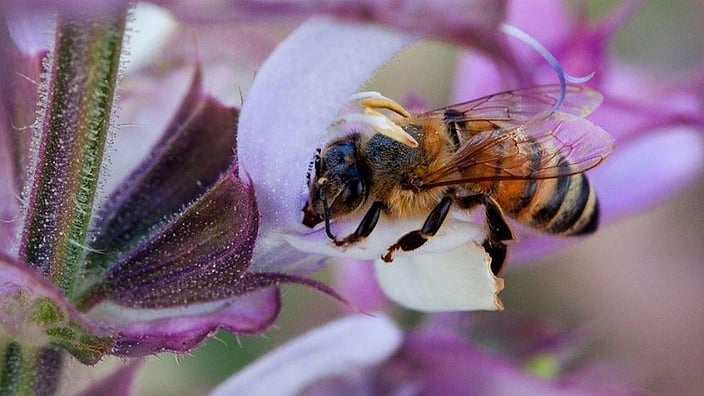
[237,17,418,256]
[210,314,402,396]
[374,242,504,312]
[92,287,281,357]
[286,210,484,260]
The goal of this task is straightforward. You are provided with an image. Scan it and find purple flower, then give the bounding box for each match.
[238,18,511,313]
[3,0,700,394]
[0,5,335,392]
[453,0,704,262]
[240,0,704,314]
[212,314,645,395]
[0,2,516,393]
[0,43,280,362]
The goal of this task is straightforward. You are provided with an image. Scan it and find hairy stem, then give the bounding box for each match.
[0,342,64,396]
[20,10,126,298]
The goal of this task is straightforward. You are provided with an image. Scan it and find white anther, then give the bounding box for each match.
[348,91,384,101]
[338,113,418,147]
[349,91,411,118]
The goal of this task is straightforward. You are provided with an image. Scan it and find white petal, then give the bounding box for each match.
[374,242,504,312]
[237,17,417,269]
[285,210,484,260]
[209,314,402,396]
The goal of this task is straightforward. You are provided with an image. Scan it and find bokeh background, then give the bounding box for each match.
[63,0,704,394]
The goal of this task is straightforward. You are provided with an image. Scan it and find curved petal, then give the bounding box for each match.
[374,242,504,312]
[88,287,281,357]
[90,68,243,275]
[75,360,143,396]
[387,330,636,396]
[332,258,389,312]
[285,211,484,260]
[210,314,402,396]
[102,171,259,309]
[164,0,507,56]
[590,127,704,221]
[237,17,417,270]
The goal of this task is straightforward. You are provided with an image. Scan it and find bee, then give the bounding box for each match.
[302,85,614,274]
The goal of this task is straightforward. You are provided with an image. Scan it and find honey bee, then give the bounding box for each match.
[302,85,614,274]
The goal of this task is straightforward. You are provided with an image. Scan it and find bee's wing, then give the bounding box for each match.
[423,84,603,130]
[419,111,615,188]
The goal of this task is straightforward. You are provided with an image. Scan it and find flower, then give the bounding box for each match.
[212,314,645,395]
[0,6,336,393]
[453,0,704,262]
[0,1,514,393]
[237,17,510,313]
[3,0,701,394]
[237,0,704,315]
[0,48,281,362]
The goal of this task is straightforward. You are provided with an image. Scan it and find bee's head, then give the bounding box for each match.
[303,137,369,237]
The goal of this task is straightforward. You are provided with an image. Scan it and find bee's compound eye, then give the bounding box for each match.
[341,179,365,205]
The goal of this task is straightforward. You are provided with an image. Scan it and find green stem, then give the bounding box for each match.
[0,342,64,396]
[20,11,126,299]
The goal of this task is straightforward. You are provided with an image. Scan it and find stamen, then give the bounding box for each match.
[353,92,412,118]
[331,91,416,146]
[500,23,595,112]
[339,113,418,147]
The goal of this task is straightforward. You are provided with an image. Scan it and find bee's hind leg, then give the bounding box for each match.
[382,197,452,263]
[334,201,384,247]
[457,195,514,275]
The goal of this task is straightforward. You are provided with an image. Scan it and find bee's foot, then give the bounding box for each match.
[333,238,348,247]
[381,245,399,263]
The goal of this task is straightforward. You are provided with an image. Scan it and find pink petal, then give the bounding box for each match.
[75,361,143,396]
[332,258,390,313]
[237,18,417,270]
[590,127,704,221]
[89,287,281,357]
[210,314,402,396]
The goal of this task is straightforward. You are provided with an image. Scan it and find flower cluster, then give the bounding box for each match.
[0,0,702,395]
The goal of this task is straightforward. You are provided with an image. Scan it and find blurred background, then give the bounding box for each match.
[64,0,704,394]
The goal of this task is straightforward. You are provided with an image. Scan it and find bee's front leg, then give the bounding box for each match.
[333,201,384,247]
[382,197,452,262]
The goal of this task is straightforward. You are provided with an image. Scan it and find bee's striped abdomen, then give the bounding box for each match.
[500,157,600,236]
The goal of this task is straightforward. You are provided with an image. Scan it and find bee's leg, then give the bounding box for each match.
[334,201,384,247]
[382,197,452,263]
[457,195,513,275]
[328,92,419,148]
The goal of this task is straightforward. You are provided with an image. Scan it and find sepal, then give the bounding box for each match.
[0,255,113,365]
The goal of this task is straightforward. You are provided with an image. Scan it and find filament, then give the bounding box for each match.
[499,23,594,112]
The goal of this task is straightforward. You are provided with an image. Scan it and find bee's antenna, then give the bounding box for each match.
[318,180,336,240]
